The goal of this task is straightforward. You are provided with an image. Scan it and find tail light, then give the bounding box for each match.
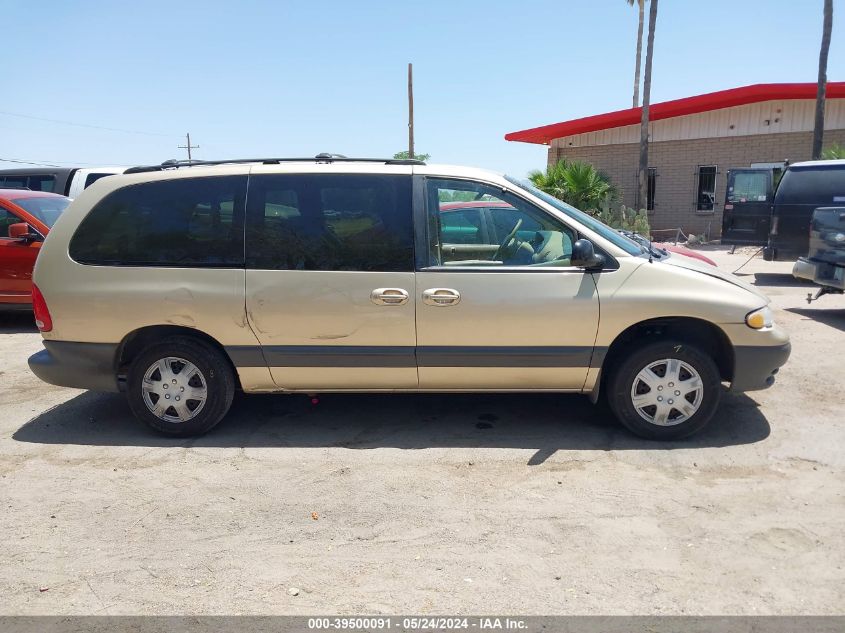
[32,284,53,332]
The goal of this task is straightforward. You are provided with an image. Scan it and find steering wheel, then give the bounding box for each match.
[491,218,523,261]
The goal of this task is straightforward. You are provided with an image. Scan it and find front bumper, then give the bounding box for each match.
[730,341,791,392]
[28,341,120,392]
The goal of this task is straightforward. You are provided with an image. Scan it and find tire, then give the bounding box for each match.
[126,336,235,437]
[605,340,721,440]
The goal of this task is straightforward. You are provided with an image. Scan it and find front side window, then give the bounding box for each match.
[11,196,71,228]
[246,174,413,271]
[69,176,247,266]
[0,207,24,238]
[504,176,643,256]
[427,179,576,267]
[696,165,717,212]
[438,205,485,245]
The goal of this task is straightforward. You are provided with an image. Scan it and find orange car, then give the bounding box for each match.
[0,189,71,309]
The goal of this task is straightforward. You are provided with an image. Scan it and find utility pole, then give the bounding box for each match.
[408,63,414,160]
[812,0,833,159]
[637,0,658,211]
[178,132,199,161]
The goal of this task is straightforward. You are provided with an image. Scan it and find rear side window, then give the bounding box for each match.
[246,174,413,271]
[84,172,114,188]
[69,176,247,266]
[775,167,845,205]
[28,175,56,192]
[0,175,29,189]
[0,174,58,192]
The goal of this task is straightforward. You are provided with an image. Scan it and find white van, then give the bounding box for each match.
[0,166,128,198]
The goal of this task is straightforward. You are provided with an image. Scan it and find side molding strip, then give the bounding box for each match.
[226,345,606,369]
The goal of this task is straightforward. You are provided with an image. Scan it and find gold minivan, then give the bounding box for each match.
[28,157,790,440]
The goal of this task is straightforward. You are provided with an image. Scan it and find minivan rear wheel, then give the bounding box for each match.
[127,337,235,436]
[605,340,721,440]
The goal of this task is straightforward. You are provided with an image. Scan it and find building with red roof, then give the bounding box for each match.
[506,82,845,237]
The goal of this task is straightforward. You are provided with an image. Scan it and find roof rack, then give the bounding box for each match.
[124,153,426,174]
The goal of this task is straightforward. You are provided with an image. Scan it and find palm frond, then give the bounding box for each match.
[527,159,618,212]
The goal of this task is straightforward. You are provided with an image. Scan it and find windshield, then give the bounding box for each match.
[504,176,643,256]
[11,196,71,228]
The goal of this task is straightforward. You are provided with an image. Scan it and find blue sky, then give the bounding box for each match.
[1,0,842,177]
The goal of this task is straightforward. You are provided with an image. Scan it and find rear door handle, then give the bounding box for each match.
[370,288,410,306]
[422,288,461,306]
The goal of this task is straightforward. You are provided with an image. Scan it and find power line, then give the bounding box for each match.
[0,157,62,167]
[0,157,133,168]
[0,110,173,137]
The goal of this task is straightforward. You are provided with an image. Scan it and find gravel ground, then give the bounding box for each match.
[1,247,843,615]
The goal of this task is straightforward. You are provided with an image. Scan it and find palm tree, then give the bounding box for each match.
[627,0,646,107]
[393,150,431,161]
[821,143,845,159]
[528,159,618,211]
[637,0,658,211]
[812,0,833,159]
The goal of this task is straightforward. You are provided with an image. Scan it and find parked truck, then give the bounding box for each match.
[721,160,845,263]
[792,206,845,302]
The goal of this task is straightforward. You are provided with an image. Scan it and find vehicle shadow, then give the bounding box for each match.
[786,307,845,333]
[737,272,814,288]
[0,311,37,334]
[13,390,771,463]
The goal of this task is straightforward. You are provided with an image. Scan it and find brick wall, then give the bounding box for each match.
[549,129,845,238]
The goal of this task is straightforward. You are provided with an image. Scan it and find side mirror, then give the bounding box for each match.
[8,222,40,243]
[571,239,606,269]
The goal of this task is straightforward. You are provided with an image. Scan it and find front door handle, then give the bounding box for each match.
[370,288,410,306]
[422,288,461,306]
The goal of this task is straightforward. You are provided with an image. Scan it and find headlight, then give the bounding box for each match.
[746,306,774,329]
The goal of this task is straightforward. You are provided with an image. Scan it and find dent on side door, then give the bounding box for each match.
[246,270,418,390]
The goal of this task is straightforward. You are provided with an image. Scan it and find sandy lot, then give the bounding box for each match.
[1,247,843,615]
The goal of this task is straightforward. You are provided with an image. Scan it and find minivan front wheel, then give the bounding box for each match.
[606,340,721,440]
[127,337,235,436]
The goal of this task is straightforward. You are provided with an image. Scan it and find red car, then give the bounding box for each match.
[619,230,718,266]
[660,243,717,267]
[0,189,71,309]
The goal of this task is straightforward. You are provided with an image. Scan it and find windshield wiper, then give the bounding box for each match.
[630,231,657,262]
